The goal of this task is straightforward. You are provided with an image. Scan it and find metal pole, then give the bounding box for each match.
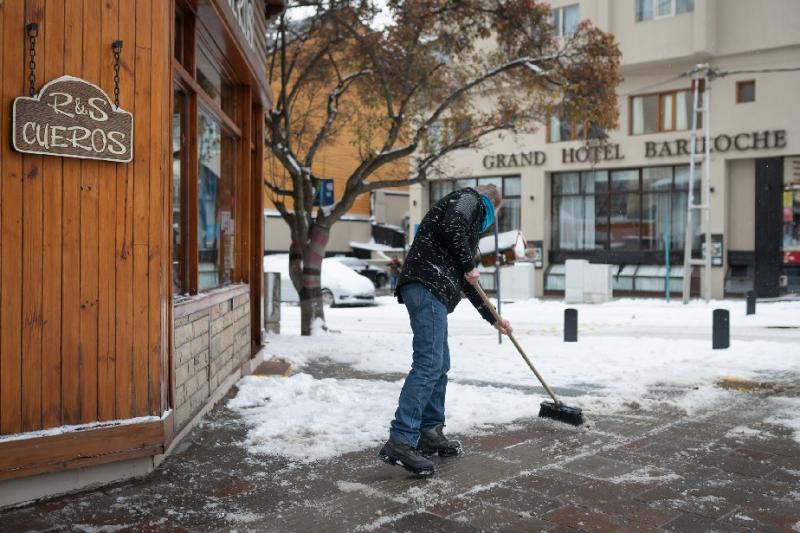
[702,82,712,302]
[665,208,671,302]
[494,220,501,344]
[682,65,703,304]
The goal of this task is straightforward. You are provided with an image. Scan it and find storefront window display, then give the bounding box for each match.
[430,176,521,233]
[552,165,701,253]
[172,2,242,294]
[198,110,237,290]
[784,184,800,292]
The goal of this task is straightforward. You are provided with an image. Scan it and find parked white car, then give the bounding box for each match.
[328,256,389,288]
[263,254,375,306]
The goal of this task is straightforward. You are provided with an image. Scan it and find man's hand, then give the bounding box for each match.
[494,319,513,336]
[464,268,480,285]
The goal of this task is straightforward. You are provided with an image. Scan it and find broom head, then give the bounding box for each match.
[539,401,584,426]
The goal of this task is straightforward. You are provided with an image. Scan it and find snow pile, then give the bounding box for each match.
[229,373,538,462]
[262,327,795,416]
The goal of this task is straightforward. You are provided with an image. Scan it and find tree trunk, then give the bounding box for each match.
[298,225,330,335]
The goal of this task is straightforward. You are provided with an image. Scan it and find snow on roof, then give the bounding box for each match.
[349,239,404,252]
[479,230,527,257]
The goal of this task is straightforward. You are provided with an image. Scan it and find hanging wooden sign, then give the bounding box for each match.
[12,75,133,163]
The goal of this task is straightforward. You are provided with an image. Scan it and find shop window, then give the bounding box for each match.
[551,165,701,253]
[636,0,693,22]
[631,89,700,135]
[550,4,579,37]
[609,170,641,250]
[172,5,243,295]
[736,80,755,103]
[551,171,606,250]
[784,184,800,273]
[197,47,236,117]
[173,89,189,294]
[544,263,565,291]
[198,110,237,290]
[429,175,521,232]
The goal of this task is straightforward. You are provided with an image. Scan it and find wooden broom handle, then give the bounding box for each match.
[473,282,561,406]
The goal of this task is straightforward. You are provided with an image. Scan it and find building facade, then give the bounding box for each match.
[0,0,282,508]
[409,0,800,299]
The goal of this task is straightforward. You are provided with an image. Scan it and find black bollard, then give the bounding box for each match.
[746,290,756,315]
[564,308,578,342]
[713,309,729,349]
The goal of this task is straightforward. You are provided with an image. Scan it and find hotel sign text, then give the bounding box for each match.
[483,151,546,169]
[645,130,787,158]
[562,144,625,164]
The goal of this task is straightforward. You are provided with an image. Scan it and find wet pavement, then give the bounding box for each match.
[1,361,799,532]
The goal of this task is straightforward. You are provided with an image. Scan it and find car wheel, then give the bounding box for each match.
[321,289,335,307]
[377,274,388,288]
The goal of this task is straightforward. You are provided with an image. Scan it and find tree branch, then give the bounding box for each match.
[303,67,371,168]
[264,179,293,197]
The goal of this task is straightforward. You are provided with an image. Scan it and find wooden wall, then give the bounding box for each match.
[0,0,171,436]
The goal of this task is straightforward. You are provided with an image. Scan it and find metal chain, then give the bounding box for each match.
[112,40,123,109]
[27,23,38,97]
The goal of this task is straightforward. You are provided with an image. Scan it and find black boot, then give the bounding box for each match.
[379,436,436,476]
[417,425,463,457]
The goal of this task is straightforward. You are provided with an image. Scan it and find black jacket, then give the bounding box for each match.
[395,187,495,324]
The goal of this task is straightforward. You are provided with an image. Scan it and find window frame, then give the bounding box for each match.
[428,175,522,233]
[172,1,245,296]
[636,0,693,22]
[736,80,756,104]
[551,165,701,255]
[425,116,472,153]
[654,0,675,20]
[550,4,580,37]
[629,87,699,135]
[547,115,601,143]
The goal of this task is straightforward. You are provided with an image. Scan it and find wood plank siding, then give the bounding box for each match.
[0,0,171,435]
[0,0,277,486]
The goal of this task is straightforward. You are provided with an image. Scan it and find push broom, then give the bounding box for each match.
[474,283,584,426]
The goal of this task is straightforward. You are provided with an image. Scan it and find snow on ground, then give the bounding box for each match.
[230,373,540,462]
[230,296,800,462]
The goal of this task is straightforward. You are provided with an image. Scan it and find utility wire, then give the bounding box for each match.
[717,67,800,76]
[621,66,800,97]
[619,74,686,97]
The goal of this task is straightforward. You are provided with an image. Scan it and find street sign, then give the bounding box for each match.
[314,179,334,206]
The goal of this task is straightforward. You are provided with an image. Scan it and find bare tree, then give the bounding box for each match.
[266,0,621,335]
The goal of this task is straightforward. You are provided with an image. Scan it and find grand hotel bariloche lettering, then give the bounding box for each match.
[645,129,787,158]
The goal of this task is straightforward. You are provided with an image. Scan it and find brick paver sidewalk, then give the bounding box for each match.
[1,366,799,532]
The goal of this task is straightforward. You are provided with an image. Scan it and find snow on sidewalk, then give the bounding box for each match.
[229,297,800,462]
[229,373,542,462]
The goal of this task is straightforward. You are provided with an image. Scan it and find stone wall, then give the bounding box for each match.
[173,293,251,429]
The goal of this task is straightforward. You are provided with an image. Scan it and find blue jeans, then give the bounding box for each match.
[390,283,450,447]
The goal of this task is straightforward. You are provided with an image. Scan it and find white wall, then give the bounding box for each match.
[265,214,372,254]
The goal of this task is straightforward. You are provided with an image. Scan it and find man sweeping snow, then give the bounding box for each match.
[379,184,513,476]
